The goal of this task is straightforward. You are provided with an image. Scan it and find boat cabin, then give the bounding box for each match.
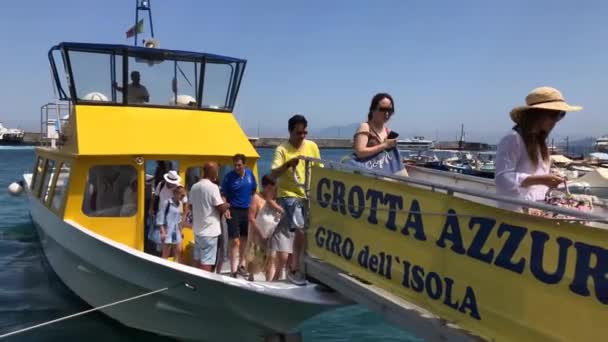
[30,42,257,254]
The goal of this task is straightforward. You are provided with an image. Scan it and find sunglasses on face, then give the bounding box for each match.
[375,107,394,115]
[548,111,566,121]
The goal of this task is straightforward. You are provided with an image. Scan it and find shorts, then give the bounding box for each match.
[162,224,182,245]
[227,208,249,239]
[278,197,307,232]
[193,236,219,265]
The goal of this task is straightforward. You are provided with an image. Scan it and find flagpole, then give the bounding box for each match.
[148,0,154,38]
[134,0,139,46]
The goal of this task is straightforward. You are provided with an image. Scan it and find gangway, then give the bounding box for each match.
[299,156,608,342]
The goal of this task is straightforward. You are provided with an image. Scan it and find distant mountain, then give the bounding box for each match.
[312,123,360,138]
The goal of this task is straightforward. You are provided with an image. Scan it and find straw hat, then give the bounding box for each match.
[163,170,182,185]
[510,86,582,124]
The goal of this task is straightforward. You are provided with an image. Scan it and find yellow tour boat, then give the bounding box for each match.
[22,42,350,341]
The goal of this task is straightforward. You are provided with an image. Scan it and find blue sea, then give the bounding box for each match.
[0,147,418,342]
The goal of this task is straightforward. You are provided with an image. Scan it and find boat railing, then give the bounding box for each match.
[297,156,608,223]
[39,102,71,147]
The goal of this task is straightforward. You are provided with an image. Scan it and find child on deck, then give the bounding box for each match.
[157,185,186,262]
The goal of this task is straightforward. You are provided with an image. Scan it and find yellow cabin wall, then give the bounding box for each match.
[36,103,261,251]
[62,105,259,159]
[35,101,262,251]
[55,155,259,251]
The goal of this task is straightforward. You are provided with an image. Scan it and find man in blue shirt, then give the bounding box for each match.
[221,154,257,277]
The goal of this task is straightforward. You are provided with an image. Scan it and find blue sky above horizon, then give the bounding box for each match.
[0,0,606,143]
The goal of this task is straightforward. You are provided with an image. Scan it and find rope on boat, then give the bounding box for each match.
[0,282,191,339]
[308,199,608,224]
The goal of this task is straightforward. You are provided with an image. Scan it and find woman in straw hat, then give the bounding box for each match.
[495,86,582,211]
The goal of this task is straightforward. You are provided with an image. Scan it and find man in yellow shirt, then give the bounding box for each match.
[270,114,320,285]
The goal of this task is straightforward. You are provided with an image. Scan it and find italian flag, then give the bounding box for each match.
[126,19,144,38]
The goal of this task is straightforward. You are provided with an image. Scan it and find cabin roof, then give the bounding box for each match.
[55,42,246,64]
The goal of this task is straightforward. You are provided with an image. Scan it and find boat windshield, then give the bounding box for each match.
[48,42,246,111]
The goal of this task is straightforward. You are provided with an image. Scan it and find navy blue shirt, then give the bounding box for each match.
[221,168,257,209]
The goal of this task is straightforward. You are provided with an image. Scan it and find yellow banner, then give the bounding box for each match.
[308,166,608,341]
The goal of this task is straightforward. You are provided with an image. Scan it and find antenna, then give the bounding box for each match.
[133,0,154,46]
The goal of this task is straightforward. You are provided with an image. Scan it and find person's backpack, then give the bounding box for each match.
[152,181,166,214]
[162,198,172,226]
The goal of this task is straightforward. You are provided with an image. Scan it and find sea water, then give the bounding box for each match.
[0,148,418,341]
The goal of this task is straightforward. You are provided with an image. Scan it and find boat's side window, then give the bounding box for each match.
[51,162,71,212]
[40,159,57,204]
[202,62,233,110]
[31,157,44,192]
[219,164,231,185]
[185,167,201,192]
[185,164,231,193]
[82,165,137,217]
[69,51,114,103]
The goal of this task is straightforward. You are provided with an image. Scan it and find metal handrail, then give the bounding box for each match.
[298,156,608,223]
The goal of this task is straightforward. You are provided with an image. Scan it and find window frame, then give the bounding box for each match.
[50,161,72,213]
[81,164,139,218]
[39,159,57,205]
[48,43,246,112]
[31,156,45,193]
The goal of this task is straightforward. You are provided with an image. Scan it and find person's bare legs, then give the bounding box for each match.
[161,244,171,259]
[229,238,239,274]
[199,263,214,272]
[239,236,248,270]
[291,229,305,272]
[272,252,289,281]
[265,252,276,281]
[172,244,182,263]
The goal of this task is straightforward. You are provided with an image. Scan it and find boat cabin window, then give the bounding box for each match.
[51,162,71,211]
[40,160,57,203]
[70,51,115,103]
[31,157,45,192]
[185,164,232,192]
[185,167,201,192]
[48,43,246,111]
[82,165,138,217]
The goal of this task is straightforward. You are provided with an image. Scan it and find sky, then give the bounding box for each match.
[0,0,606,143]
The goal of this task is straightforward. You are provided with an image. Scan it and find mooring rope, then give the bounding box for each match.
[0,282,190,339]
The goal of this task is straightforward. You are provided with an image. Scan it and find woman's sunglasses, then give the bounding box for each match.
[548,111,566,121]
[375,107,394,115]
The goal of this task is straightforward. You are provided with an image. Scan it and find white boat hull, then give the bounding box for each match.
[27,192,349,341]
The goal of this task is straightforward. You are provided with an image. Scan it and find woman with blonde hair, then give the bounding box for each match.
[495,86,582,211]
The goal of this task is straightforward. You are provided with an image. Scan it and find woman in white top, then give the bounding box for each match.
[495,86,582,211]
